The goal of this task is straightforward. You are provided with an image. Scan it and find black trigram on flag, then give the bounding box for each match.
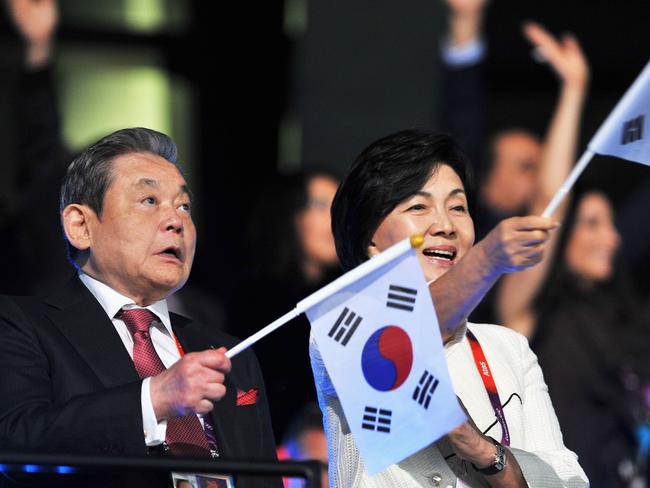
[386,284,417,312]
[361,406,392,433]
[328,307,362,346]
[621,115,644,145]
[412,370,439,409]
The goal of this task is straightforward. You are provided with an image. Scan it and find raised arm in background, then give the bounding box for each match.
[439,0,488,170]
[8,0,72,295]
[9,0,57,68]
[10,0,66,176]
[496,22,590,338]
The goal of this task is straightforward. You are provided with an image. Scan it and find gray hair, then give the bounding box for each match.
[60,127,179,262]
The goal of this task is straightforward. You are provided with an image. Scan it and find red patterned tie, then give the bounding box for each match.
[117,308,211,458]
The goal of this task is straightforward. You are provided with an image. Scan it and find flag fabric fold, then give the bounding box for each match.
[589,58,650,166]
[541,58,650,217]
[305,245,465,475]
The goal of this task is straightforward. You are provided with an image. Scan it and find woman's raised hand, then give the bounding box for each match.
[477,216,560,275]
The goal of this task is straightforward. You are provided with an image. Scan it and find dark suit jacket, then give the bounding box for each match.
[0,277,282,488]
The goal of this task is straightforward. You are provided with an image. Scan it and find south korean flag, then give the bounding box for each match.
[305,247,465,475]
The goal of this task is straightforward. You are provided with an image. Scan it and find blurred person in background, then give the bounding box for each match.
[477,21,587,235]
[2,0,73,295]
[441,0,589,238]
[498,188,649,487]
[277,402,328,488]
[227,170,341,439]
[439,0,590,325]
[243,171,340,288]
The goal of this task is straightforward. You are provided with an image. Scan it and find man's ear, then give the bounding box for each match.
[62,204,94,253]
[367,241,380,258]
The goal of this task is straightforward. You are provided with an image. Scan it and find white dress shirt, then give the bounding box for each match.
[79,272,180,446]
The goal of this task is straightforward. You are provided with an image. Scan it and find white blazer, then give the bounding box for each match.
[309,322,589,488]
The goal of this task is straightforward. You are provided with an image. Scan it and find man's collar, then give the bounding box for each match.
[78,272,173,335]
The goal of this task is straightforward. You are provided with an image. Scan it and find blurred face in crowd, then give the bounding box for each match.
[368,164,474,283]
[485,130,541,213]
[295,175,339,280]
[297,429,329,488]
[67,153,196,305]
[565,192,620,284]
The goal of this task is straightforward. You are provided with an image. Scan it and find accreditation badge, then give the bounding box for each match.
[171,472,235,488]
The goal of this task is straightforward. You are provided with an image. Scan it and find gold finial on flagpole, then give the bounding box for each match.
[409,235,424,248]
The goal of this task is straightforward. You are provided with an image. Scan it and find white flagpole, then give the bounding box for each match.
[225,235,424,358]
[541,149,594,218]
[296,235,421,311]
[225,307,301,358]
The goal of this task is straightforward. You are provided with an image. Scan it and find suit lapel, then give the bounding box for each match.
[44,279,249,457]
[171,313,217,353]
[45,277,139,389]
[172,315,239,458]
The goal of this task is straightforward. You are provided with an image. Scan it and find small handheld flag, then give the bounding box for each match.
[589,59,650,165]
[305,244,466,474]
[543,58,650,217]
[226,235,424,359]
[225,236,466,473]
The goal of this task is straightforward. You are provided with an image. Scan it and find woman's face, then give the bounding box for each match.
[368,164,475,283]
[296,175,339,270]
[565,192,620,283]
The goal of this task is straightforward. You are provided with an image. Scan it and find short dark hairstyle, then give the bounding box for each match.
[331,130,474,271]
[60,127,179,262]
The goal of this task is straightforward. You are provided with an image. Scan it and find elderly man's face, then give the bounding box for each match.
[83,152,196,304]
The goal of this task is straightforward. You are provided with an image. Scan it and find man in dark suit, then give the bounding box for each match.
[0,128,281,488]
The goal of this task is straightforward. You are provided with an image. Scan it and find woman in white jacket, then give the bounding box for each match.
[310,130,588,488]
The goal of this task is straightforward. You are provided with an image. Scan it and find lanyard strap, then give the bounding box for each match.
[465,329,510,446]
[173,333,185,358]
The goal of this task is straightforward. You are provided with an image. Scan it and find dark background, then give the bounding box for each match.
[0,0,649,299]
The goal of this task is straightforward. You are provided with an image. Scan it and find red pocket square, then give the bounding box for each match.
[236,387,258,406]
